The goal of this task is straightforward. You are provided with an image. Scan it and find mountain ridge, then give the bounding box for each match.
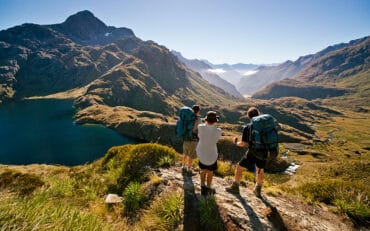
[239,36,369,96]
[252,36,370,101]
[0,10,235,113]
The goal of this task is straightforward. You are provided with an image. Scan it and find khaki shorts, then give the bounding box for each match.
[183,140,198,159]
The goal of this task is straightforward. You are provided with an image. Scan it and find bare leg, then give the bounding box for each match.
[187,157,193,169]
[234,164,244,183]
[206,170,213,188]
[182,155,188,168]
[255,167,264,185]
[200,169,206,186]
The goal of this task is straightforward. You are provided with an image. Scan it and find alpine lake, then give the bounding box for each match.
[0,99,137,166]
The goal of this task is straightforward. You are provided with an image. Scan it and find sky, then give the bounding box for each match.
[0,0,369,64]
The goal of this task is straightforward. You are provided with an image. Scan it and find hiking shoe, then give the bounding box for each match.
[207,187,216,195]
[201,185,208,196]
[225,182,240,194]
[253,185,262,198]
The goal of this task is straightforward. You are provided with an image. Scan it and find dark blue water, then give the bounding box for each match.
[0,99,137,166]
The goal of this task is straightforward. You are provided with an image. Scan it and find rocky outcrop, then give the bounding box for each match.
[158,167,353,230]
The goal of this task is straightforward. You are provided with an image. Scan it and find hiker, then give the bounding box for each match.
[226,106,277,197]
[196,111,222,195]
[181,105,201,175]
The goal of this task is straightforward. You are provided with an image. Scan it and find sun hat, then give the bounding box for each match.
[204,111,219,123]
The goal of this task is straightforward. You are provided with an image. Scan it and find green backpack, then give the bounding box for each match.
[175,106,195,140]
[250,114,279,160]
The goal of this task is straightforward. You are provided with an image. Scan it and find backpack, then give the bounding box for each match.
[250,114,279,160]
[176,106,196,140]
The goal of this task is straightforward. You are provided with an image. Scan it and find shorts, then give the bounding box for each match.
[238,151,266,172]
[183,140,197,159]
[198,160,218,171]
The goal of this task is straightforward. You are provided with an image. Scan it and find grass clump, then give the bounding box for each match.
[139,192,183,230]
[199,196,225,231]
[0,194,110,230]
[0,170,44,196]
[123,181,145,216]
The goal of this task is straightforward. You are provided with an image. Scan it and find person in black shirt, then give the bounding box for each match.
[225,106,265,197]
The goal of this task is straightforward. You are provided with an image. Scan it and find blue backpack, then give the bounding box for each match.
[250,114,279,159]
[176,106,196,140]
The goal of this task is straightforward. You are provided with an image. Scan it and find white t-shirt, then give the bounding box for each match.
[196,123,222,165]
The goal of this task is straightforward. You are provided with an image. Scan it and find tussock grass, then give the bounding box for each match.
[137,192,183,230]
[199,196,226,231]
[123,181,145,216]
[0,143,183,230]
[0,170,44,196]
[0,193,110,230]
[291,180,369,224]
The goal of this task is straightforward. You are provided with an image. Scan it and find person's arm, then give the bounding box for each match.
[235,124,250,148]
[234,137,248,147]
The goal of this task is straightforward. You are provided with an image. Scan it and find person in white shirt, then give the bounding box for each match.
[196,111,222,195]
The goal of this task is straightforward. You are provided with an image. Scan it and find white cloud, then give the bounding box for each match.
[207,68,226,74]
[242,70,258,76]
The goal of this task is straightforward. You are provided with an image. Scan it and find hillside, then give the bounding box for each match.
[251,36,369,102]
[252,79,348,100]
[0,142,364,230]
[239,36,369,97]
[171,51,242,97]
[0,10,236,113]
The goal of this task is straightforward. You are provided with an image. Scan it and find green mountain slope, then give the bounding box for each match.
[0,11,235,112]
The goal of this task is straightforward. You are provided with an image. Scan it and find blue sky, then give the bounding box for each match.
[0,0,369,64]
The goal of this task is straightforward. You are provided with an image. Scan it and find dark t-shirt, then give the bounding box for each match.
[241,123,252,144]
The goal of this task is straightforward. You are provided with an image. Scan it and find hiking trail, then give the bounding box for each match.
[158,167,355,231]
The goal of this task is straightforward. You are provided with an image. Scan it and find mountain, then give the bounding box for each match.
[50,10,135,46]
[252,36,370,101]
[201,60,261,89]
[239,36,369,96]
[171,51,242,97]
[0,10,235,113]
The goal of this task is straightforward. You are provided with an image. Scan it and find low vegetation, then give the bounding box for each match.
[0,98,369,229]
[279,108,370,226]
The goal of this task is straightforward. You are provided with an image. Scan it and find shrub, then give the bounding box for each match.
[215,161,234,177]
[117,143,178,190]
[101,145,134,170]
